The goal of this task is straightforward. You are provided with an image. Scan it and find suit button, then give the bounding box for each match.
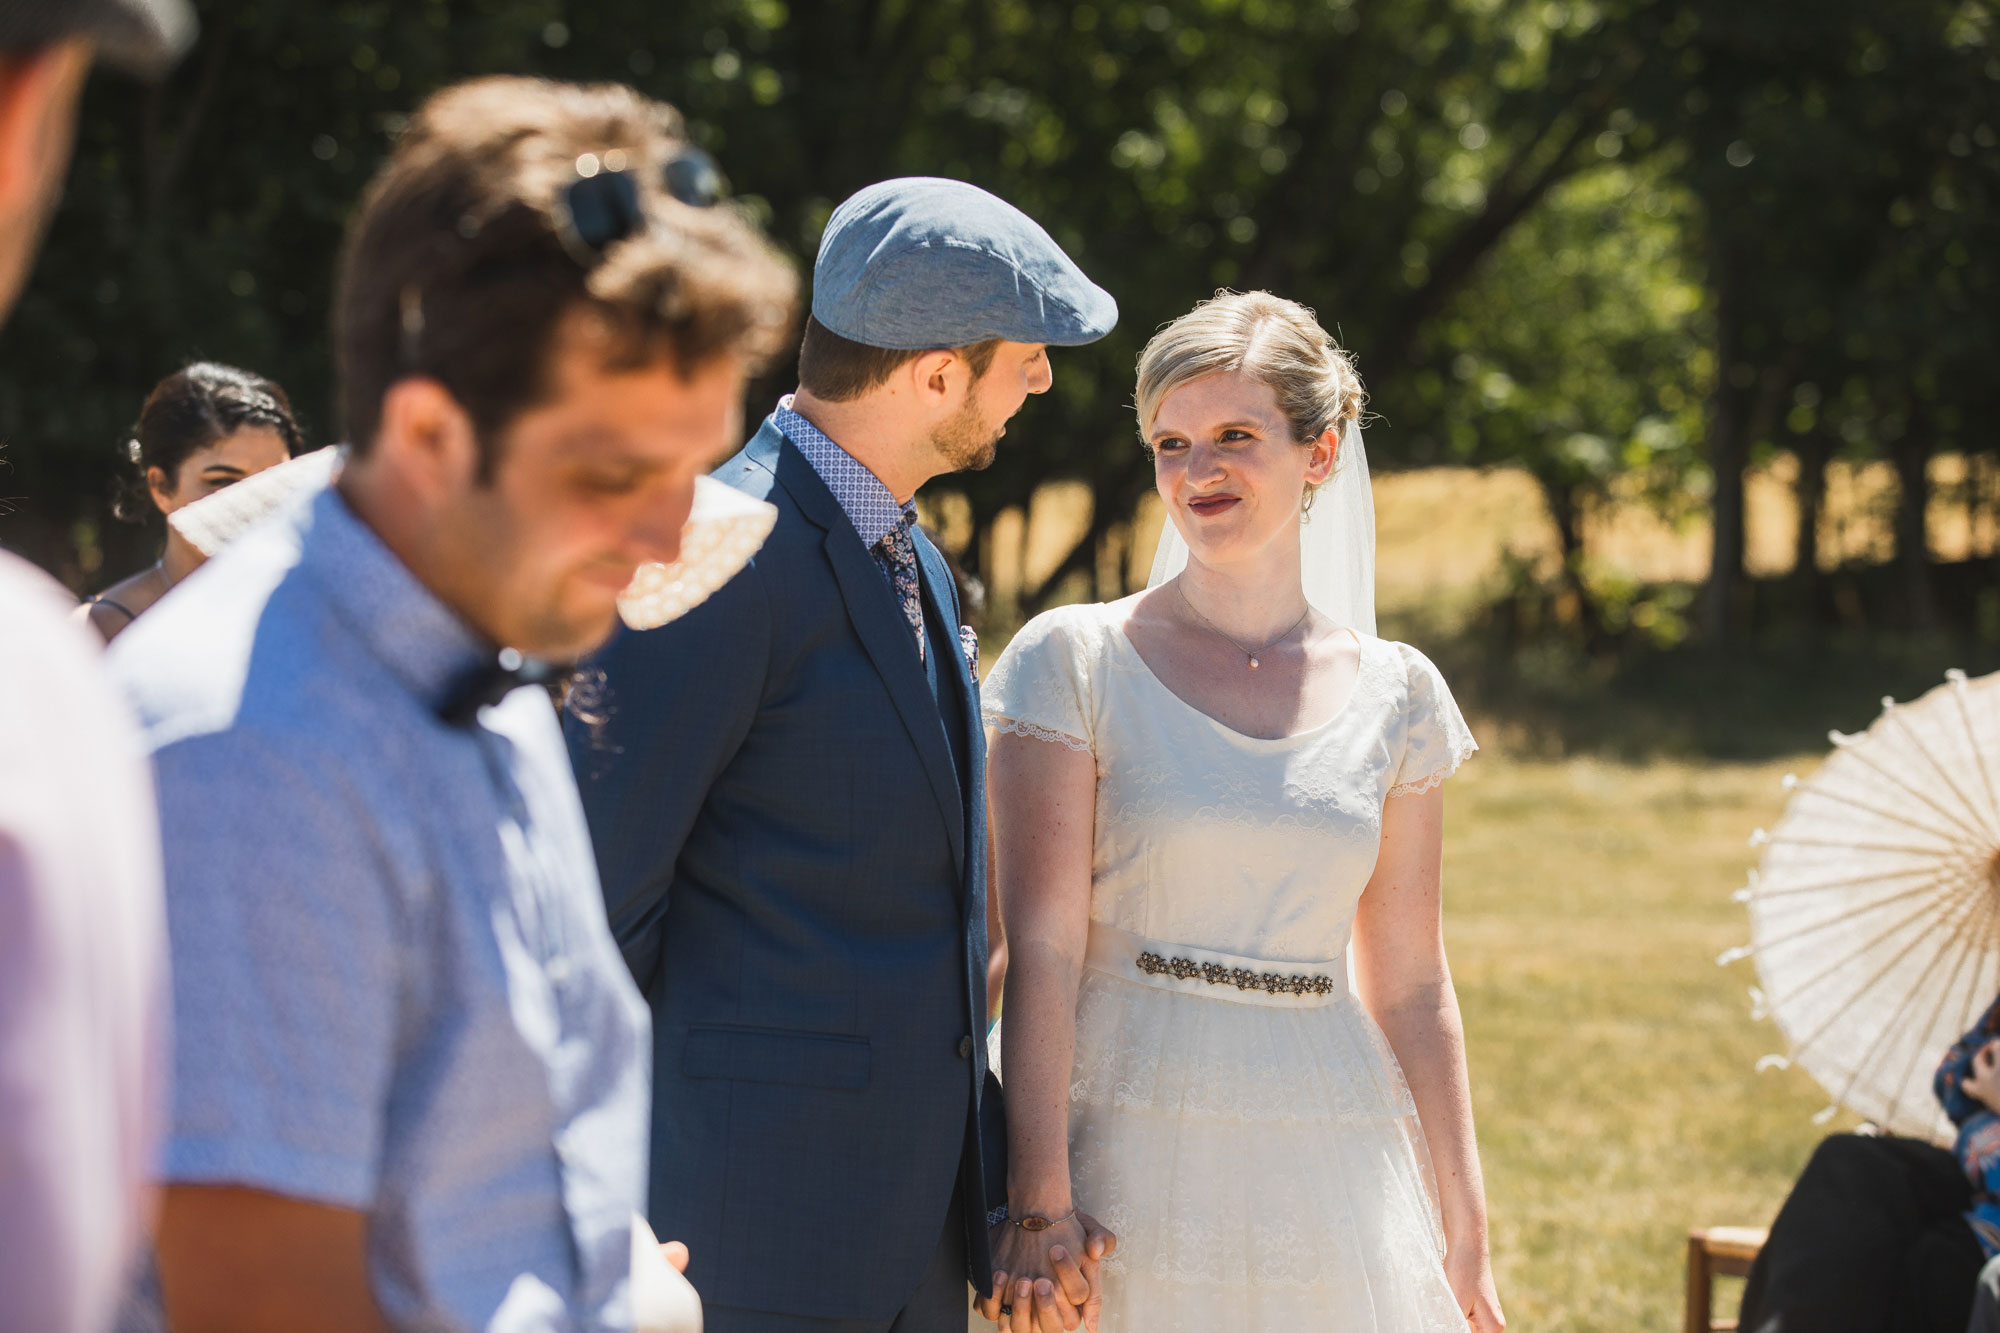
[958,1035,974,1059]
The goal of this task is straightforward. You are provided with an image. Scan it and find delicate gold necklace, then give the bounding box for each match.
[1174,580,1311,670]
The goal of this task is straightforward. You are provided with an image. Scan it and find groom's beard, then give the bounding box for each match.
[931,393,1002,474]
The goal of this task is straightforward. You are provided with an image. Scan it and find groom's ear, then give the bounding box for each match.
[907,348,967,409]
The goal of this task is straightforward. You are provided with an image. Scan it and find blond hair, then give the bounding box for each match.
[1135,290,1365,448]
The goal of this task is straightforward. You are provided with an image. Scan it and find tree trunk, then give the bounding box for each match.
[1893,403,1938,633]
[1024,499,1116,614]
[1372,111,1606,378]
[141,24,230,231]
[1543,479,1606,648]
[1700,250,1752,643]
[1793,428,1828,631]
[1701,404,1750,641]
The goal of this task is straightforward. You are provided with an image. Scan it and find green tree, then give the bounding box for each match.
[8,0,1994,650]
[1417,157,1710,645]
[0,0,1688,611]
[1616,0,2000,638]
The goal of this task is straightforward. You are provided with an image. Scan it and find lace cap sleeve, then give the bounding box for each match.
[1388,642,1477,797]
[982,606,1094,753]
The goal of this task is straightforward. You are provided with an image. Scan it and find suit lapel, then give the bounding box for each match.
[762,427,968,876]
[914,532,979,764]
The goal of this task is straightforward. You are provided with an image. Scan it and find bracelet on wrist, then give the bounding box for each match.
[1010,1205,1077,1231]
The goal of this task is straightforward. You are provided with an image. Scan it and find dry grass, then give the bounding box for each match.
[958,450,2000,624]
[1446,745,1854,1330]
[960,462,1992,1325]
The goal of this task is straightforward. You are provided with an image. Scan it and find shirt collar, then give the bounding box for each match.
[298,481,492,712]
[772,395,915,549]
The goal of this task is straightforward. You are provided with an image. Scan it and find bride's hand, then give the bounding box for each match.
[975,1212,1114,1332]
[1072,1211,1116,1330]
[1445,1247,1505,1331]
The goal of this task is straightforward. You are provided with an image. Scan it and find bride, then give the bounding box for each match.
[972,291,1504,1331]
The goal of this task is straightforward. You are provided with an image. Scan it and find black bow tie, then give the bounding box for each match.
[438,649,560,727]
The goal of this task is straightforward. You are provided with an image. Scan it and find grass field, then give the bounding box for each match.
[1383,465,1978,1327]
[979,461,1993,1327]
[1447,745,1850,1329]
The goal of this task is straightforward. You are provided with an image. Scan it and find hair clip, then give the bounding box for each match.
[398,285,426,367]
[126,438,144,465]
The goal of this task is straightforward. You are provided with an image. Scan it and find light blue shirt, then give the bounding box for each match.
[110,482,650,1332]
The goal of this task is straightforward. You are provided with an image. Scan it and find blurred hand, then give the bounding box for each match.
[1445,1247,1505,1332]
[1966,1041,2000,1113]
[633,1236,698,1333]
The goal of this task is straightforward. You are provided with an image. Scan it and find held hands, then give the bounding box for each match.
[1965,1040,2000,1113]
[974,1210,1117,1333]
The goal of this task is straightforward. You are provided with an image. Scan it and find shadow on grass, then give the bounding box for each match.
[1390,611,2000,763]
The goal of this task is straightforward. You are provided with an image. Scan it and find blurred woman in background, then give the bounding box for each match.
[80,361,301,640]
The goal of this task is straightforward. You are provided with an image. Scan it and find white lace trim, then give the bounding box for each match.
[988,714,1091,753]
[1386,733,1478,798]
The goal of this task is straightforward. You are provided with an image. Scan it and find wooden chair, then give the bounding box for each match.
[1684,1227,1768,1333]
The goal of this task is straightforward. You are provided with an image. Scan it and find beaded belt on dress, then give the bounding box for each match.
[1083,922,1347,1008]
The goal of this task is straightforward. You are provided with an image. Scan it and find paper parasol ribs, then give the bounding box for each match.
[614,475,776,631]
[169,445,344,557]
[1726,668,2000,1143]
[169,450,775,632]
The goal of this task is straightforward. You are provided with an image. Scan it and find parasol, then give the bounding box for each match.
[170,445,343,556]
[1725,667,2000,1143]
[614,475,776,630]
[170,450,774,632]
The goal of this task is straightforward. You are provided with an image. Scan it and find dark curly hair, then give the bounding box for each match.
[115,362,303,521]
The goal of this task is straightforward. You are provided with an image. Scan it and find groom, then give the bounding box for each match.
[567,177,1115,1331]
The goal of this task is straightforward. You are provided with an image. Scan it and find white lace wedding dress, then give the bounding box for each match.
[979,601,1477,1331]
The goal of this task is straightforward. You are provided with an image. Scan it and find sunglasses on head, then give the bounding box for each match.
[556,145,725,262]
[399,145,726,369]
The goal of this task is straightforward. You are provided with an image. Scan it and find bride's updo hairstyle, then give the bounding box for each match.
[1135,290,1365,508]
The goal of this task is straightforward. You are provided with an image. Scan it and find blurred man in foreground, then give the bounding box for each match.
[0,3,192,1330]
[109,76,794,1331]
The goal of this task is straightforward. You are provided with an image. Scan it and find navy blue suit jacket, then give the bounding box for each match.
[565,419,1002,1321]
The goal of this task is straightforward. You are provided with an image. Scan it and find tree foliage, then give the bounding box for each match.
[1623,0,2000,635]
[3,0,1995,645]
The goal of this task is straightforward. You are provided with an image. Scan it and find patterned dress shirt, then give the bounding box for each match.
[109,481,651,1332]
[772,395,920,590]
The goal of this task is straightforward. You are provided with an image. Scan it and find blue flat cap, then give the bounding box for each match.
[813,177,1117,350]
